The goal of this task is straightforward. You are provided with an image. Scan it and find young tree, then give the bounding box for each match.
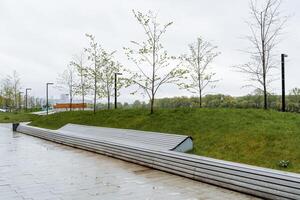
[289,88,300,104]
[180,37,220,108]
[124,10,186,114]
[99,51,123,110]
[85,34,103,114]
[1,77,14,111]
[235,0,288,109]
[11,71,21,110]
[0,94,4,109]
[28,96,36,110]
[0,71,21,111]
[57,65,77,111]
[70,53,90,110]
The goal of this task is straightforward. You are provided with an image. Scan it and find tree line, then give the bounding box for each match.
[0,71,43,112]
[1,0,292,114]
[91,87,300,113]
[58,0,288,114]
[154,88,300,113]
[58,9,222,114]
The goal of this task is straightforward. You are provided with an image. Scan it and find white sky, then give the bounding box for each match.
[0,0,299,103]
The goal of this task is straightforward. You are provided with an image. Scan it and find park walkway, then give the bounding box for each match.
[0,124,258,200]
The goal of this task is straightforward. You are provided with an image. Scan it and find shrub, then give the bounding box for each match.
[278,160,290,168]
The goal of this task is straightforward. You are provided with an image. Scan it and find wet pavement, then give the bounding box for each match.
[0,124,259,200]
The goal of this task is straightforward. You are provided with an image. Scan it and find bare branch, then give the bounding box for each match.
[235,0,288,109]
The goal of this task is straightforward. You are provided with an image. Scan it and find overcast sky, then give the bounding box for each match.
[0,0,299,103]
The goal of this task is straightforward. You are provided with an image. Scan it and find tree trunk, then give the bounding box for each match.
[70,88,73,111]
[150,26,156,115]
[263,81,267,109]
[107,81,110,110]
[199,90,202,108]
[14,88,17,110]
[262,43,268,110]
[108,93,110,110]
[198,80,202,108]
[197,41,202,108]
[150,97,154,114]
[70,96,72,111]
[94,86,96,113]
[82,94,85,111]
[81,71,85,111]
[262,38,268,110]
[261,12,268,110]
[93,67,97,114]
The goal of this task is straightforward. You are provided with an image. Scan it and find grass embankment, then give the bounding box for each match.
[29,108,300,173]
[0,112,37,123]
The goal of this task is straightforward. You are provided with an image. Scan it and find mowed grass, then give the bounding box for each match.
[0,112,37,123]
[29,108,300,173]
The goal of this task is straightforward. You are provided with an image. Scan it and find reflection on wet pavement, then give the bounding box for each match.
[0,126,259,200]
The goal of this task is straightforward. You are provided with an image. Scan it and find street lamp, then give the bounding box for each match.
[46,83,54,115]
[281,54,288,112]
[25,88,31,112]
[114,72,122,109]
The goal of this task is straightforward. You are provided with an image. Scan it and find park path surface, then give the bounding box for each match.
[0,124,259,200]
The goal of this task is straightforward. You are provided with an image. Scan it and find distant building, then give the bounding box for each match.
[53,103,87,111]
[46,94,93,111]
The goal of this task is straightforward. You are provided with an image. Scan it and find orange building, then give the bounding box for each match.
[53,103,87,110]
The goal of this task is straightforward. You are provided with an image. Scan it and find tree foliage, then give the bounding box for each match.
[85,34,103,113]
[0,71,22,111]
[84,34,124,111]
[70,52,90,110]
[98,51,123,109]
[56,65,77,111]
[180,37,220,108]
[124,10,187,114]
[235,0,288,109]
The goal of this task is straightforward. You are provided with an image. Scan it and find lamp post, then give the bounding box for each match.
[114,73,122,109]
[18,92,23,111]
[25,88,31,112]
[281,54,288,112]
[46,83,54,115]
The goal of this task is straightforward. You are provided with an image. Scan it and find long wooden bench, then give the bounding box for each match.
[15,124,300,200]
[57,123,193,152]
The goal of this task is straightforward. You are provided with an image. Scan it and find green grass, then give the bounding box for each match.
[0,112,37,123]
[29,108,300,173]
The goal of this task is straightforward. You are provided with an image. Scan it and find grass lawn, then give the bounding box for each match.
[29,108,300,173]
[0,112,37,123]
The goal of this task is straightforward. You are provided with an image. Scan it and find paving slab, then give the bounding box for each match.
[0,126,259,200]
[0,123,12,129]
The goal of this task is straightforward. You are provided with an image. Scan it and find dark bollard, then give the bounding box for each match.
[12,123,19,131]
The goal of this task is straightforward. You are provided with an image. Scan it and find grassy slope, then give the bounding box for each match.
[29,108,300,173]
[0,112,37,123]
